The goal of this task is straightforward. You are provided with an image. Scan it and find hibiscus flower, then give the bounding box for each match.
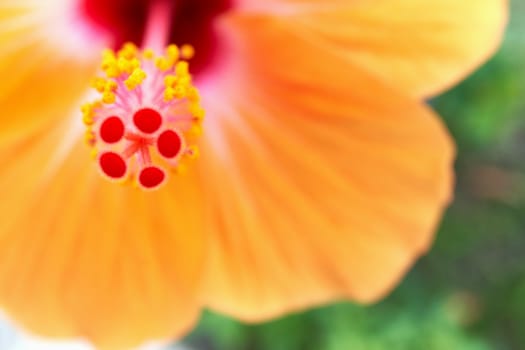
[0,0,507,348]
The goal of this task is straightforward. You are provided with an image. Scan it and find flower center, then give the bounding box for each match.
[82,43,203,190]
[79,0,232,76]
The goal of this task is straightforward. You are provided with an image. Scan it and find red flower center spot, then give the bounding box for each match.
[139,166,166,189]
[157,129,183,158]
[100,116,124,143]
[133,108,162,134]
[99,152,127,179]
[79,0,232,76]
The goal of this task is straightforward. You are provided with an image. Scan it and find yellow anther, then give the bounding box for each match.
[189,104,205,121]
[129,58,140,70]
[101,49,120,77]
[84,130,95,144]
[82,113,94,126]
[104,80,118,92]
[104,65,120,78]
[173,85,188,99]
[101,48,116,61]
[101,52,118,73]
[177,75,192,88]
[180,44,195,60]
[185,146,200,160]
[143,49,155,60]
[117,57,134,74]
[166,44,180,61]
[118,42,138,60]
[81,102,93,115]
[164,87,177,102]
[101,56,114,68]
[124,80,137,90]
[81,103,100,127]
[188,123,203,136]
[164,75,178,87]
[187,87,200,102]
[139,69,147,79]
[90,77,107,93]
[175,61,189,75]
[124,68,146,90]
[102,91,116,104]
[90,148,98,159]
[155,57,173,71]
[116,56,140,75]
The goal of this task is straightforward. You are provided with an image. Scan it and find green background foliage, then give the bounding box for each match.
[180,3,525,349]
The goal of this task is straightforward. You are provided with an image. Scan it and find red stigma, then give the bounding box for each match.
[139,166,166,189]
[100,116,125,143]
[99,152,127,179]
[133,108,162,134]
[157,129,183,158]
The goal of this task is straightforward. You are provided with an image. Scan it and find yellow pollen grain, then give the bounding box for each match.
[90,77,107,93]
[117,57,134,74]
[164,87,177,102]
[104,80,118,92]
[190,104,205,121]
[164,75,178,87]
[84,130,95,144]
[118,43,138,60]
[102,91,116,104]
[82,114,94,126]
[155,57,173,71]
[81,103,92,114]
[187,87,200,102]
[124,68,147,90]
[173,85,188,99]
[188,124,203,137]
[180,44,195,60]
[175,61,189,75]
[105,66,120,78]
[143,49,155,60]
[166,44,180,61]
[177,75,192,87]
[185,145,200,160]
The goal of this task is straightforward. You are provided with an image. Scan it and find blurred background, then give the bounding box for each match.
[2,2,525,350]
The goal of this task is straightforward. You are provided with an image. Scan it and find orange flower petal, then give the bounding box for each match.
[0,2,100,145]
[199,14,455,320]
[239,0,507,98]
[0,120,206,348]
